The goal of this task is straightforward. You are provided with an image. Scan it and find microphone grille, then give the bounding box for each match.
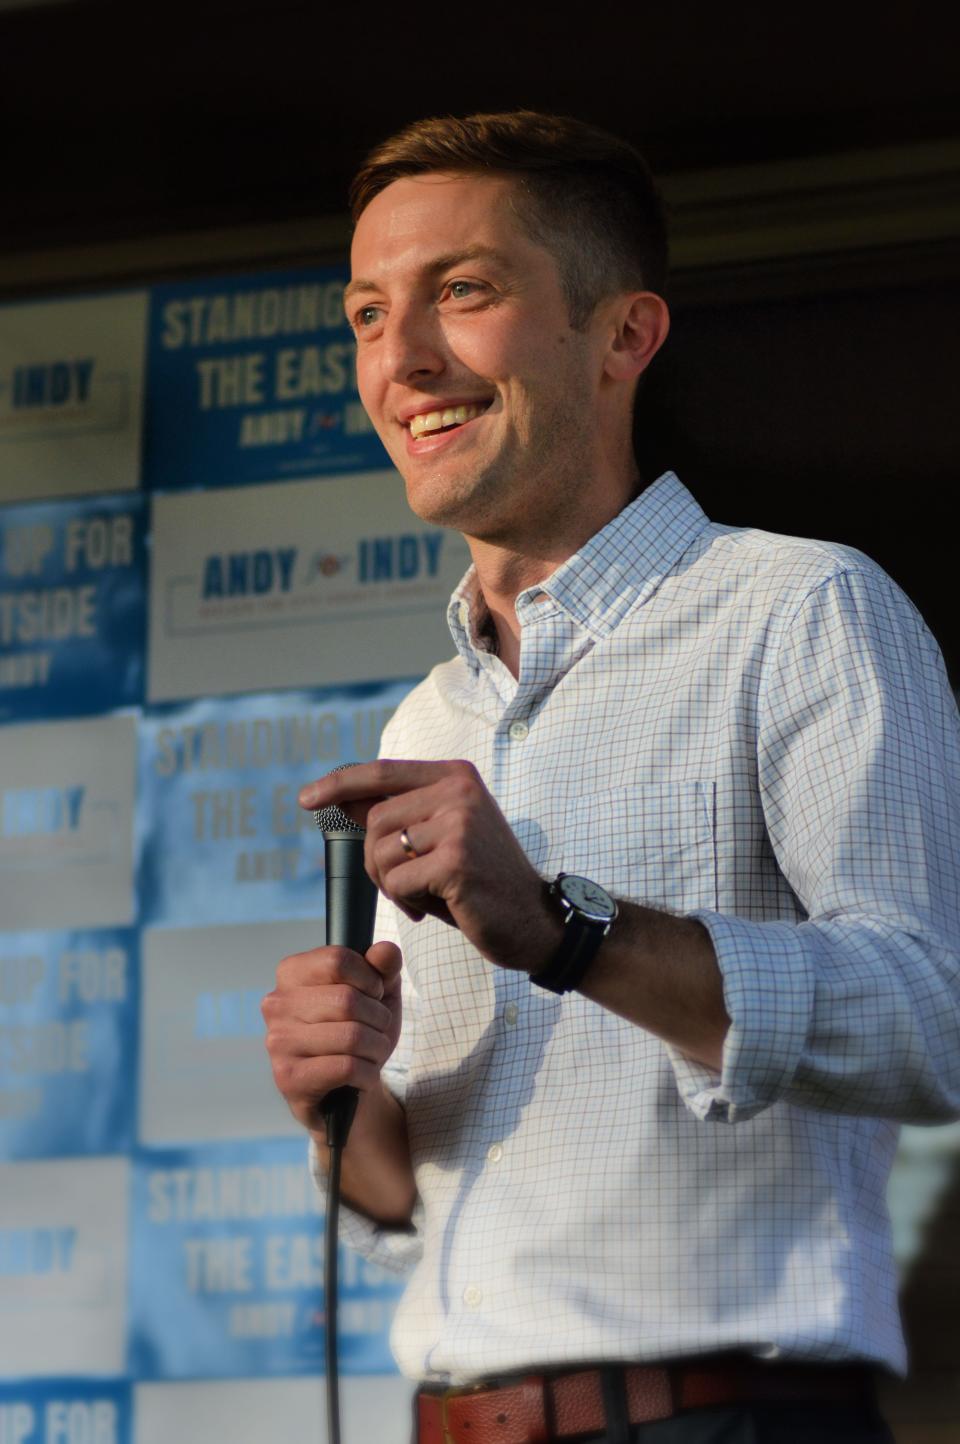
[314,763,366,838]
[314,802,365,837]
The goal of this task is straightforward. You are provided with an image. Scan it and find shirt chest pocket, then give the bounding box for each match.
[558,781,718,914]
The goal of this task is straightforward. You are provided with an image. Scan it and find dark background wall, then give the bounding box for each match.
[638,278,959,681]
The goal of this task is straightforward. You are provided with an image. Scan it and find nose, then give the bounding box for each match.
[380,300,446,386]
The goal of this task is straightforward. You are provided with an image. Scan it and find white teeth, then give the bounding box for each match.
[409,403,484,438]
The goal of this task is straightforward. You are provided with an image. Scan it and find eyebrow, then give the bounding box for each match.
[343,245,514,307]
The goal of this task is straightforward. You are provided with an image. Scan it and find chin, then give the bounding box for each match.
[404,492,475,533]
[400,469,485,532]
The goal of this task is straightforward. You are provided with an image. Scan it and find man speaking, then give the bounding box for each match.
[263,111,960,1443]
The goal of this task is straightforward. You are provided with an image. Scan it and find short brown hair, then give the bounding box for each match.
[349,110,668,330]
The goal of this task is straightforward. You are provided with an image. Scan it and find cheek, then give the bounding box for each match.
[443,313,529,379]
[354,362,397,444]
[354,354,379,410]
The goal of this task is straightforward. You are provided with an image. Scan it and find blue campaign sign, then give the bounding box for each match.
[0,1381,131,1444]
[143,268,390,489]
[0,929,138,1159]
[136,682,416,928]
[0,493,146,723]
[128,1137,405,1380]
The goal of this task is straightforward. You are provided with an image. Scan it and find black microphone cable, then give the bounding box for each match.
[314,785,378,1444]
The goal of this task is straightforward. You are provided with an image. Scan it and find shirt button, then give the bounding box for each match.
[486,1143,503,1164]
[504,1002,519,1026]
[508,720,529,741]
[462,1285,483,1309]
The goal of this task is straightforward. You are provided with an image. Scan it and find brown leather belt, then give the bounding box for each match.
[416,1357,875,1444]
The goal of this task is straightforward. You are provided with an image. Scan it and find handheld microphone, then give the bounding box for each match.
[314,771,378,1444]
[314,779,378,1148]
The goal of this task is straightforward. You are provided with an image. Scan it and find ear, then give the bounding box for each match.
[602,292,670,382]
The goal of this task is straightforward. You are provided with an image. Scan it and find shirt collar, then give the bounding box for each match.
[446,472,710,667]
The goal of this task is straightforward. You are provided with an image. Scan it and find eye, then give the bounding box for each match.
[355,304,383,329]
[444,278,485,301]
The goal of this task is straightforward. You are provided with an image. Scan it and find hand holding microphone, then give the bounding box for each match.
[260,770,402,1147]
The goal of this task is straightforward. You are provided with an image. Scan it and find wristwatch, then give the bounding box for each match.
[529,873,619,994]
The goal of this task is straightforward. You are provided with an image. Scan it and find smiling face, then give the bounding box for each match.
[347,172,622,551]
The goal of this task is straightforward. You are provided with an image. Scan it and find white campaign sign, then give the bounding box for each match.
[0,715,136,929]
[147,471,470,701]
[0,292,148,502]
[0,1157,129,1376]
[134,1375,414,1444]
[139,920,325,1146]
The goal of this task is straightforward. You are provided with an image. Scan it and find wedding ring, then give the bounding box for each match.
[399,828,419,860]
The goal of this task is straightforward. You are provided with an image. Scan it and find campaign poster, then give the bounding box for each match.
[133,1375,412,1444]
[146,471,468,702]
[136,684,413,928]
[0,493,146,723]
[0,1382,131,1444]
[138,920,324,1147]
[0,292,147,503]
[0,929,138,1160]
[128,1138,405,1380]
[0,715,137,931]
[0,1157,129,1377]
[143,269,388,489]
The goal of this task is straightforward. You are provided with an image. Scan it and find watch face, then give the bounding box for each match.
[559,874,617,923]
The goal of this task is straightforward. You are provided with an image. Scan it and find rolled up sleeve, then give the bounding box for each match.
[671,567,960,1124]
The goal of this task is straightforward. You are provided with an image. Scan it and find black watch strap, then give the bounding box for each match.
[529,914,608,994]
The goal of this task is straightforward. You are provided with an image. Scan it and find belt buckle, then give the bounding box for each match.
[439,1382,486,1444]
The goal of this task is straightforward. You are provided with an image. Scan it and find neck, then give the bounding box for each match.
[467,545,555,677]
[465,464,645,679]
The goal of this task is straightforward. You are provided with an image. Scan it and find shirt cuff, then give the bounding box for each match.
[308,1135,424,1274]
[665,911,818,1123]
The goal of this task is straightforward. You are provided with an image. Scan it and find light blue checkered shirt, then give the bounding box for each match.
[328,470,960,1385]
